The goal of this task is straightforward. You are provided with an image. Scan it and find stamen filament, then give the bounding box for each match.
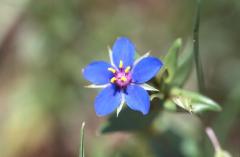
[120,76,127,82]
[124,66,131,73]
[119,60,123,69]
[108,67,116,73]
[110,77,117,83]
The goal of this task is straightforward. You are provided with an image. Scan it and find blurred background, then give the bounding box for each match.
[0,0,239,157]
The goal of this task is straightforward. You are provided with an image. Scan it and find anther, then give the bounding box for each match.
[120,76,127,82]
[108,67,116,73]
[119,60,123,69]
[124,66,131,73]
[110,77,117,83]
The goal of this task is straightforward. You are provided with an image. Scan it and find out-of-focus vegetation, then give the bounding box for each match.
[0,0,239,157]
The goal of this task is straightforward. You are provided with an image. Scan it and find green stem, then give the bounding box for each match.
[193,0,205,93]
[192,1,226,156]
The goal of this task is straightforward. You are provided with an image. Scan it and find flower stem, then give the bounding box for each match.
[192,1,222,154]
[79,122,85,157]
[205,127,221,151]
[193,0,205,93]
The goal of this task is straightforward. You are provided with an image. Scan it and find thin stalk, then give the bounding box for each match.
[205,127,221,151]
[193,0,205,93]
[79,122,85,157]
[192,1,228,156]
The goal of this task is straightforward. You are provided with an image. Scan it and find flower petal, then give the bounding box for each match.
[83,61,114,85]
[125,85,150,115]
[94,85,121,116]
[132,56,163,83]
[112,37,135,68]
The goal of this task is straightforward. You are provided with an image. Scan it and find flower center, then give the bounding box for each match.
[108,60,132,88]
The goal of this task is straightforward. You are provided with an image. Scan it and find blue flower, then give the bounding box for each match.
[83,37,163,116]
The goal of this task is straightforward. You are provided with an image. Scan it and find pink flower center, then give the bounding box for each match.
[108,60,132,88]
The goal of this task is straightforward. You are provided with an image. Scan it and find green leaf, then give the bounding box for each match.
[172,96,193,113]
[170,88,222,113]
[100,102,162,133]
[172,41,193,87]
[157,38,182,83]
[79,122,85,157]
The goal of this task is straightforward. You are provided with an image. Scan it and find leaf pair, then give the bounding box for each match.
[159,39,221,113]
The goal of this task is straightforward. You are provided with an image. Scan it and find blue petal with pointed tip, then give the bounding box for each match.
[94,85,121,116]
[83,61,114,85]
[112,37,135,68]
[132,56,163,83]
[125,85,150,115]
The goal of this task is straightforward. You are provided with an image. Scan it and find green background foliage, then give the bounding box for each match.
[0,0,239,157]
